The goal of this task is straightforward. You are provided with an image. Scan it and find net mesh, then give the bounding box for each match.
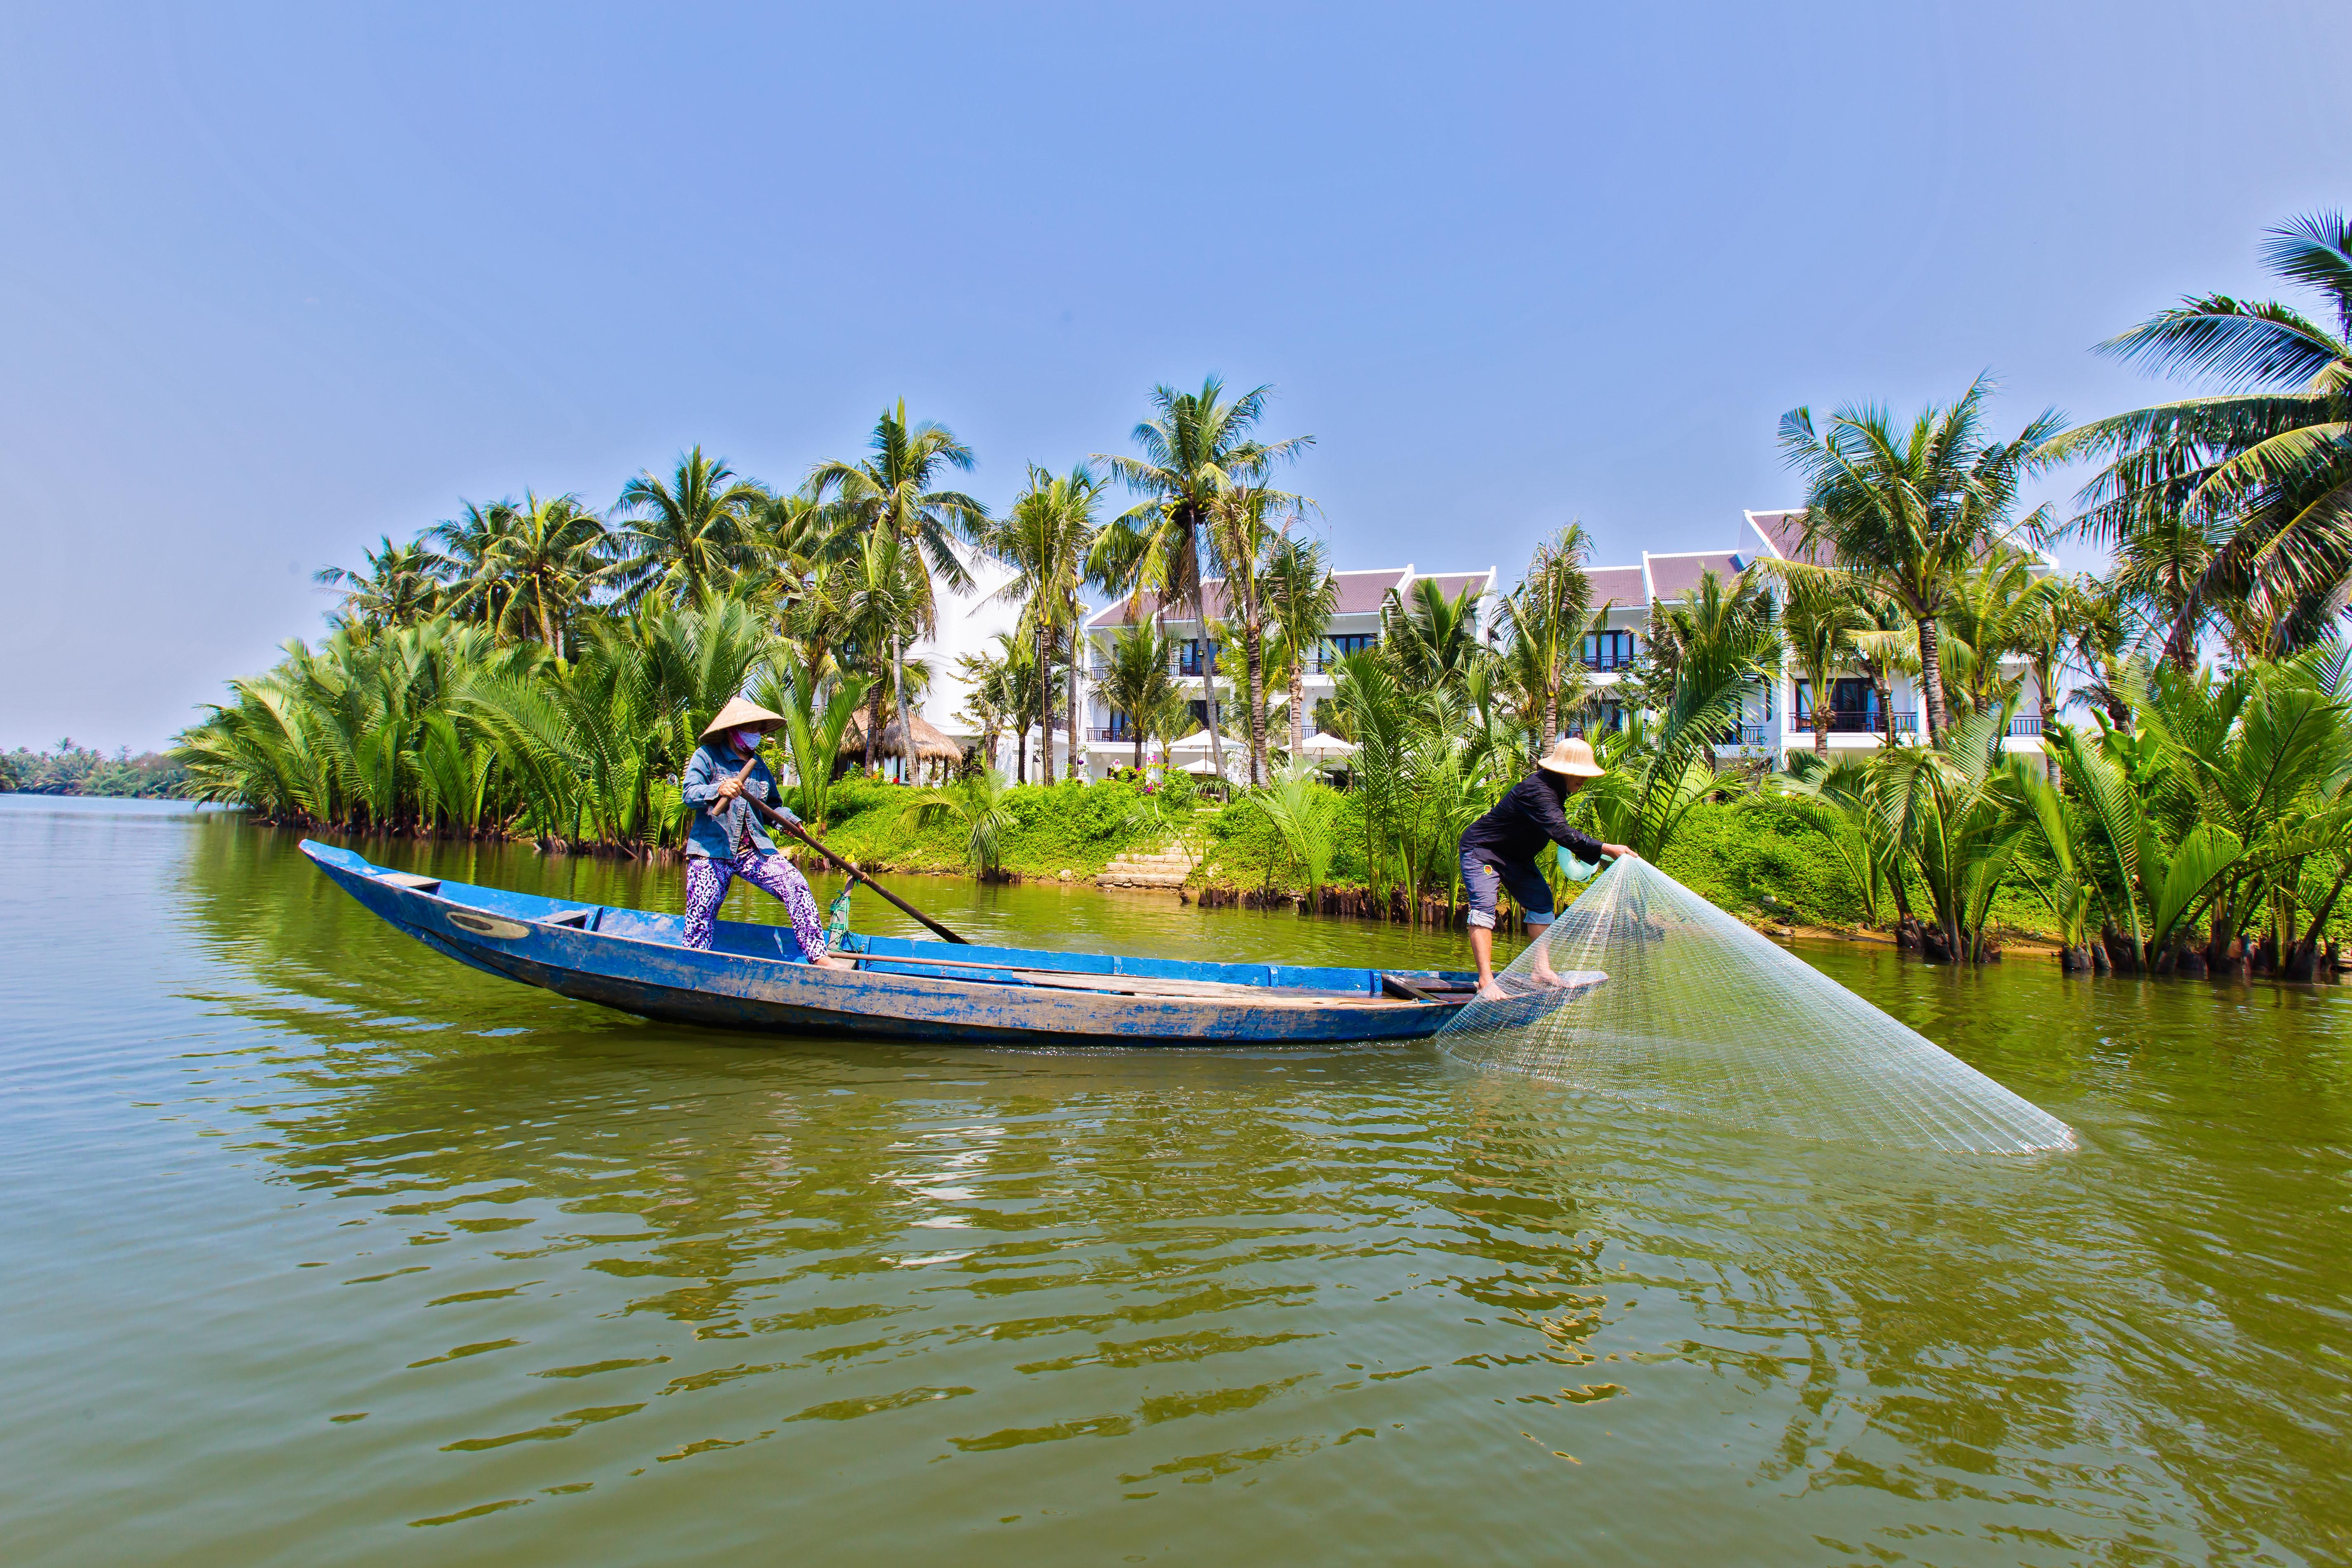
[1441,858,2076,1155]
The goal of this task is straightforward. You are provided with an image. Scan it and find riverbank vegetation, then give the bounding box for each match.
[172,213,2352,971]
[2,741,187,798]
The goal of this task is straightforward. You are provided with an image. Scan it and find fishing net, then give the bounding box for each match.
[1441,858,2076,1154]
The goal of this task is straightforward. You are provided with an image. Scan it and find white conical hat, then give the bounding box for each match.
[698,697,786,741]
[1536,735,1605,778]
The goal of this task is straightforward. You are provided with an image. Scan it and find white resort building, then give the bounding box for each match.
[1069,565,1500,782]
[1612,509,2056,765]
[973,510,2053,782]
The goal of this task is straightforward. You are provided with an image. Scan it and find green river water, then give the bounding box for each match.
[4,795,2348,1566]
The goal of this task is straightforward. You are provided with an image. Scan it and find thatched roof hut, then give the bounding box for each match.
[839,710,965,765]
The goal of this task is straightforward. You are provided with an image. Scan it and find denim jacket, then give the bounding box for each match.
[680,742,800,860]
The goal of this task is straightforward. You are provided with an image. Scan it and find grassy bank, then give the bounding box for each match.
[804,775,2091,948]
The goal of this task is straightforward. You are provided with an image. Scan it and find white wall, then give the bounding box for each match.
[909,544,1021,744]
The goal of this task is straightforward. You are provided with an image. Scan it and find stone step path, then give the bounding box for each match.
[1098,847,1192,889]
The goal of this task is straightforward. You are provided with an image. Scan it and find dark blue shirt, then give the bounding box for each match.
[1459,771,1603,868]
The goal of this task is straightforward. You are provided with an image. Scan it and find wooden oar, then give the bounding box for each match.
[707,745,972,945]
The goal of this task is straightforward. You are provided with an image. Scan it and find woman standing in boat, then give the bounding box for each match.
[1459,735,1635,1000]
[680,698,855,969]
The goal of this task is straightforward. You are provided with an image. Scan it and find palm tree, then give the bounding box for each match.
[983,464,1103,782]
[1096,621,1178,773]
[495,492,611,653]
[1845,587,1921,745]
[743,487,840,626]
[953,647,1018,776]
[902,768,1019,879]
[1640,568,1783,764]
[2012,575,2094,780]
[811,402,989,783]
[609,446,766,610]
[1779,377,2062,739]
[2105,504,2228,669]
[836,530,933,773]
[1203,485,1295,785]
[2045,212,2352,662]
[1937,548,2063,719]
[1094,377,1313,785]
[1769,566,1869,758]
[1502,524,1597,751]
[1875,703,2037,963]
[426,500,520,631]
[315,537,444,631]
[1263,534,1340,760]
[1380,577,1486,695]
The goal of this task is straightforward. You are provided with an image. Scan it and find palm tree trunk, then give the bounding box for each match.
[1288,659,1305,759]
[1065,613,1081,781]
[893,639,921,785]
[1185,521,1223,784]
[862,665,883,771]
[1916,617,1949,740]
[1245,621,1265,788]
[1037,622,1053,785]
[2038,659,2061,783]
[1199,652,1219,780]
[1542,668,1559,756]
[1814,700,1829,758]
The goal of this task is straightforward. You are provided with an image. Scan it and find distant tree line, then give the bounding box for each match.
[2,741,188,798]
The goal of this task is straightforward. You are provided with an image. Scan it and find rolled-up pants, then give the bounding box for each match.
[684,851,827,957]
[1461,849,1554,931]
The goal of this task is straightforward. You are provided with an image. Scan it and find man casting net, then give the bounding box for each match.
[1440,857,2076,1155]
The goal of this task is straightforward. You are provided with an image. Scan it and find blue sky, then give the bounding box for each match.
[5,1,2348,750]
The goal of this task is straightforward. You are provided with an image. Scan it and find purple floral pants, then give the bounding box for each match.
[683,852,828,959]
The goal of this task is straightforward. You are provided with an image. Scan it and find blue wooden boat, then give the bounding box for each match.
[302,839,1484,1046]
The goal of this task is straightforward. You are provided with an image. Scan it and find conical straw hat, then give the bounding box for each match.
[698,696,787,742]
[1536,735,1606,778]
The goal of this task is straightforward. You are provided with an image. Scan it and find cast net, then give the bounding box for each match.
[1440,858,2075,1154]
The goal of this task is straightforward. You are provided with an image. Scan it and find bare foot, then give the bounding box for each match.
[1531,967,1577,989]
[1476,980,1508,1002]
[813,954,859,971]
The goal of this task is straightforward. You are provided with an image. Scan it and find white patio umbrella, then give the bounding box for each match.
[1164,729,1221,754]
[1294,733,1357,758]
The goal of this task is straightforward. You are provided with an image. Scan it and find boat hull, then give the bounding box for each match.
[301,840,1475,1047]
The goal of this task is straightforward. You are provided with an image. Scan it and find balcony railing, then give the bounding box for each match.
[1580,650,1637,672]
[2008,715,2044,738]
[1793,710,1921,737]
[1716,724,1770,748]
[1798,708,1887,735]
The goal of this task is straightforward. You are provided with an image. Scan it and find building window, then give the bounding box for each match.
[1794,679,1880,732]
[1107,710,1136,741]
[1317,633,1377,671]
[1179,639,1218,676]
[1581,630,1635,670]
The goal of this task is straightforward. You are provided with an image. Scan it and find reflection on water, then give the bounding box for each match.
[3,799,2348,1566]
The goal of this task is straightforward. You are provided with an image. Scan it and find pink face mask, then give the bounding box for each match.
[731,727,764,752]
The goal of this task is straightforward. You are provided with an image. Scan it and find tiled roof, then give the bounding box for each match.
[1412,571,1492,603]
[1644,551,1743,602]
[1586,565,1646,609]
[1744,509,1833,567]
[1332,568,1412,615]
[1087,566,1484,628]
